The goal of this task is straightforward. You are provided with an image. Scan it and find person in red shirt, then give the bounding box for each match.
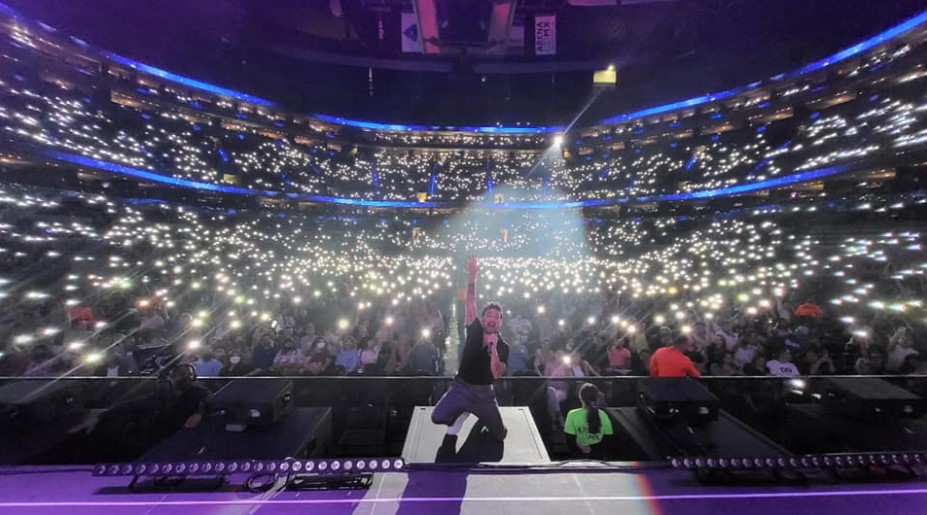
[605,337,632,373]
[649,334,701,378]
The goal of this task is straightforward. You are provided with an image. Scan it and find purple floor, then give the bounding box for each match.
[0,465,924,515]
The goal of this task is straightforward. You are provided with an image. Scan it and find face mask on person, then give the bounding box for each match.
[230,355,241,365]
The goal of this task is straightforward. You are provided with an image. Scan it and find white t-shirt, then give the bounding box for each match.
[766,360,799,377]
[887,346,919,372]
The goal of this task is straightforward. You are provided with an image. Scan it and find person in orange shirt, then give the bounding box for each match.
[649,334,701,378]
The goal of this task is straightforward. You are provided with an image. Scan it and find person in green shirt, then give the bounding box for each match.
[564,383,613,459]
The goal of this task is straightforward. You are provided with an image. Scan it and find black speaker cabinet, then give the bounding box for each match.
[207,378,294,427]
[637,377,720,426]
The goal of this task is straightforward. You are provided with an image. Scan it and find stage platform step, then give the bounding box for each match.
[402,406,550,465]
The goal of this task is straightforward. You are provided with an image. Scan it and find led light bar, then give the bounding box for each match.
[669,452,927,471]
[93,457,406,477]
[45,150,854,210]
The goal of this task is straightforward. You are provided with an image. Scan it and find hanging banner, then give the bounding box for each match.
[401,12,422,53]
[534,14,557,56]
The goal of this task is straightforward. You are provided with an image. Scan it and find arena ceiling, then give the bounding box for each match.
[7,0,927,125]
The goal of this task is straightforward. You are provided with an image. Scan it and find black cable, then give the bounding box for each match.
[244,472,278,492]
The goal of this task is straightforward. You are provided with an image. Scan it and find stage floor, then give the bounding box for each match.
[0,465,925,515]
[4,403,924,514]
[402,406,550,465]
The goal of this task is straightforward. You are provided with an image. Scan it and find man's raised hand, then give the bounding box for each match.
[467,255,479,278]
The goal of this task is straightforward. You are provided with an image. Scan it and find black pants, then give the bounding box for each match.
[567,436,606,460]
[431,377,507,440]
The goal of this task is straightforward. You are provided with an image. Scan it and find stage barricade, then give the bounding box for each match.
[1,375,927,465]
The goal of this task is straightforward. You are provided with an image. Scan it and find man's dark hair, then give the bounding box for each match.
[482,302,502,316]
[672,334,690,347]
[579,383,602,434]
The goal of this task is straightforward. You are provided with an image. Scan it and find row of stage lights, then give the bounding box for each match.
[670,452,927,471]
[93,457,406,477]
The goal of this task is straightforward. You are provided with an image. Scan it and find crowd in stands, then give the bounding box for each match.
[2,16,927,205]
[0,183,925,386]
[1,8,927,388]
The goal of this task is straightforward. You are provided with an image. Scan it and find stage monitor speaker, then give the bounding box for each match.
[0,380,86,428]
[820,377,925,421]
[207,378,294,429]
[637,377,719,426]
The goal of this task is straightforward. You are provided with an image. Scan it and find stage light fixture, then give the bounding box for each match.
[667,452,927,475]
[94,457,405,482]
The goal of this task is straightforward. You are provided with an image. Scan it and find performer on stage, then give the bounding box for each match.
[432,255,509,442]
